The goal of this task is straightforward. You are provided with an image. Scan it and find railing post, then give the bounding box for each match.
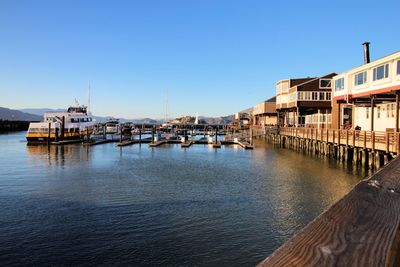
[338,129,341,145]
[397,132,400,155]
[327,129,329,143]
[352,130,356,147]
[363,131,367,149]
[385,131,390,153]
[346,130,349,146]
[333,130,336,145]
[371,131,375,151]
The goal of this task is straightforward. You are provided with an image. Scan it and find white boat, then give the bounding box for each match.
[26,103,96,143]
[105,118,119,134]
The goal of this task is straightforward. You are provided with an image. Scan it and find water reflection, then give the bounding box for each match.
[0,133,366,266]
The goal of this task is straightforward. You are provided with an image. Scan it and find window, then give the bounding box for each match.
[335,78,344,91]
[320,79,332,88]
[312,92,318,100]
[319,92,325,100]
[326,92,331,100]
[298,91,303,100]
[354,71,367,86]
[387,104,390,118]
[392,103,395,118]
[377,106,381,118]
[373,64,389,81]
[397,60,400,75]
[366,107,369,119]
[304,92,311,100]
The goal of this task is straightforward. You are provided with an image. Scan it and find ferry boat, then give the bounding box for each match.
[26,104,96,143]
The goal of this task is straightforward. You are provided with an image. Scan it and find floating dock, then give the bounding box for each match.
[181,141,193,148]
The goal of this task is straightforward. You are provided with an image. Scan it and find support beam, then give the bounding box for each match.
[396,91,399,132]
[371,96,375,131]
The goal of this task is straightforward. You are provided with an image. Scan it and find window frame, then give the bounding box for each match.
[354,71,367,86]
[373,64,389,81]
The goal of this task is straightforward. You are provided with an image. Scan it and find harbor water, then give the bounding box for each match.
[0,132,366,266]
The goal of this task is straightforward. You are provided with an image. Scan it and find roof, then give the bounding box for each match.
[265,96,276,103]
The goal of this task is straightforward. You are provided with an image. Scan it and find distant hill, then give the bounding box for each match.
[0,107,42,121]
[19,108,65,116]
[15,107,234,125]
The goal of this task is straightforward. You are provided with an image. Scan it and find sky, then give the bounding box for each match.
[1,0,400,119]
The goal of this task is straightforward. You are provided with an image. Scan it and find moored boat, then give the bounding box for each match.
[26,103,96,144]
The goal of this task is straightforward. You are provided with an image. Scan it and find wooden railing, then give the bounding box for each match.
[255,127,400,154]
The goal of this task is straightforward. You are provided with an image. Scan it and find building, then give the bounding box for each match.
[235,107,253,127]
[332,43,400,131]
[252,96,277,126]
[276,73,336,128]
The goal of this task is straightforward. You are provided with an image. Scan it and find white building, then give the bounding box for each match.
[332,47,400,131]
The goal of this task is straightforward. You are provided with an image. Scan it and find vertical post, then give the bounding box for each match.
[61,116,65,141]
[55,127,59,142]
[333,130,336,145]
[47,122,51,145]
[103,125,106,140]
[120,126,123,143]
[352,129,356,147]
[86,127,89,142]
[396,91,399,132]
[386,132,390,153]
[346,130,349,146]
[338,102,341,129]
[215,128,218,143]
[363,131,367,149]
[139,128,142,144]
[371,131,375,151]
[152,126,155,143]
[397,132,400,155]
[371,96,375,131]
[317,109,320,129]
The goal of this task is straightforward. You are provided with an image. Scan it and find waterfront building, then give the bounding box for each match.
[332,44,400,131]
[276,73,336,128]
[252,96,277,126]
[235,107,253,127]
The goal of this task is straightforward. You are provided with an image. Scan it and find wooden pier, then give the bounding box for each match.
[254,127,399,170]
[258,156,400,267]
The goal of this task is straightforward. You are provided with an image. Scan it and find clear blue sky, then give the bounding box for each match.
[0,0,399,119]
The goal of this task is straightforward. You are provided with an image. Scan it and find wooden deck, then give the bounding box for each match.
[258,157,400,267]
[237,140,254,149]
[276,127,400,154]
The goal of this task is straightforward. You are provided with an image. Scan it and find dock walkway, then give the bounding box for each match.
[258,156,400,266]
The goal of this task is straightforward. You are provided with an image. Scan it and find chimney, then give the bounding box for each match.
[363,42,370,64]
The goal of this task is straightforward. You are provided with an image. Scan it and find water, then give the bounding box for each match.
[0,132,366,266]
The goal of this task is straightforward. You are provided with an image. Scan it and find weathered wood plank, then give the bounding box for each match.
[258,157,400,267]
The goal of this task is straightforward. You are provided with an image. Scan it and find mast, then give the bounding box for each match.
[88,81,91,114]
[164,89,169,123]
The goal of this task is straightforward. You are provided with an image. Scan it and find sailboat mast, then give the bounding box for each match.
[88,81,91,114]
[164,89,169,123]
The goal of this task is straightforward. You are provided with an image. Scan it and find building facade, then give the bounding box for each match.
[276,73,336,128]
[332,50,400,131]
[253,96,277,126]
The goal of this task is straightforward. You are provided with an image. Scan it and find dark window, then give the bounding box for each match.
[397,60,400,75]
[373,64,389,81]
[320,79,331,88]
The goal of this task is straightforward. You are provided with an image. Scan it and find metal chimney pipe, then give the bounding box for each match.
[363,42,370,64]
